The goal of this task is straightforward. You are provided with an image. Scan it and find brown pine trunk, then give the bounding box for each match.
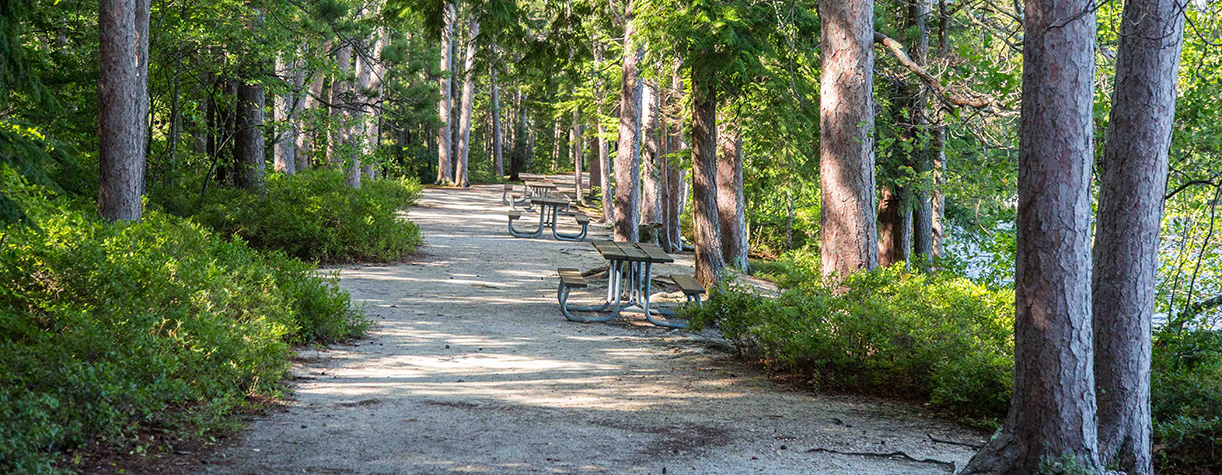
[329,43,352,169]
[1092,0,1184,472]
[963,0,1101,471]
[819,0,878,278]
[98,0,150,221]
[717,115,747,271]
[664,68,684,252]
[234,79,265,192]
[589,134,601,202]
[572,112,584,205]
[491,64,503,177]
[907,0,934,267]
[436,2,455,185]
[640,83,661,224]
[613,3,643,242]
[274,54,296,174]
[690,63,724,287]
[877,185,909,267]
[594,40,613,223]
[455,15,479,187]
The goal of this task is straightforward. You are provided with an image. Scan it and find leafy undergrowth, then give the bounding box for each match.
[710,251,1222,473]
[152,169,423,264]
[0,169,368,472]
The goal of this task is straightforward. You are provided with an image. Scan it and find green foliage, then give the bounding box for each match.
[0,169,367,472]
[686,264,1015,422]
[152,170,423,264]
[1151,329,1222,474]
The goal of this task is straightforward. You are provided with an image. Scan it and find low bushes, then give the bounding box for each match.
[703,254,1222,472]
[153,170,423,264]
[687,266,1014,422]
[0,170,368,472]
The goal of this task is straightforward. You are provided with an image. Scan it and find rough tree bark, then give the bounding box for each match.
[594,40,613,223]
[235,79,265,192]
[436,1,455,185]
[329,43,352,168]
[572,112,584,205]
[819,0,878,278]
[1092,0,1185,472]
[613,3,643,242]
[962,0,1101,471]
[274,53,296,174]
[491,63,503,177]
[640,82,661,224]
[588,135,600,201]
[98,0,150,221]
[663,67,685,252]
[690,60,725,287]
[906,0,934,267]
[877,184,911,268]
[455,14,479,187]
[717,115,748,271]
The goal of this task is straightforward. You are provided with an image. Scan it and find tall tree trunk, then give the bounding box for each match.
[639,82,661,224]
[235,79,265,192]
[877,185,909,267]
[908,0,934,268]
[98,0,150,221]
[455,15,479,187]
[491,63,503,177]
[962,0,1100,471]
[613,4,643,242]
[594,40,613,223]
[329,43,352,169]
[299,44,327,170]
[663,67,684,252]
[1092,0,1184,472]
[690,62,724,287]
[572,112,584,205]
[436,2,455,185]
[274,54,296,174]
[588,134,600,201]
[819,0,878,278]
[509,92,526,182]
[717,115,747,271]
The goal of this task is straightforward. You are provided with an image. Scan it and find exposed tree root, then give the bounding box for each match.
[806,447,957,472]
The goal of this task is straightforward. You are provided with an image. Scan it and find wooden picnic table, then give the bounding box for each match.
[557,240,686,328]
[508,196,587,241]
[524,181,558,199]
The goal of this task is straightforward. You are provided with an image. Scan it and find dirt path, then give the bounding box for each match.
[207,175,985,474]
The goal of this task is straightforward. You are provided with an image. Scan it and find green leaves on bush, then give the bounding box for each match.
[153,170,423,264]
[685,265,1015,422]
[0,169,368,472]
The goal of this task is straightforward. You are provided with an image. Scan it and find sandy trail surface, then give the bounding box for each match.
[207,175,986,474]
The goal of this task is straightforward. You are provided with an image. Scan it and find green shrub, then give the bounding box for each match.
[687,265,1015,422]
[152,170,423,264]
[0,169,367,472]
[700,255,1222,471]
[1151,328,1222,474]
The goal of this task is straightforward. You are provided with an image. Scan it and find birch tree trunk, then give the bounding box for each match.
[455,14,479,187]
[717,115,747,271]
[819,0,878,278]
[690,62,724,287]
[613,3,643,242]
[436,2,455,185]
[98,0,150,221]
[963,0,1100,471]
[1092,0,1185,472]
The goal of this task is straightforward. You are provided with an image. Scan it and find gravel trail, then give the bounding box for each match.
[207,176,985,474]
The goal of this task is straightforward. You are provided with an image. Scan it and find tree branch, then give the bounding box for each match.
[873,32,993,111]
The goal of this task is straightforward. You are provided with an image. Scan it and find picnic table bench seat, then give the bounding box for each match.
[670,274,707,305]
